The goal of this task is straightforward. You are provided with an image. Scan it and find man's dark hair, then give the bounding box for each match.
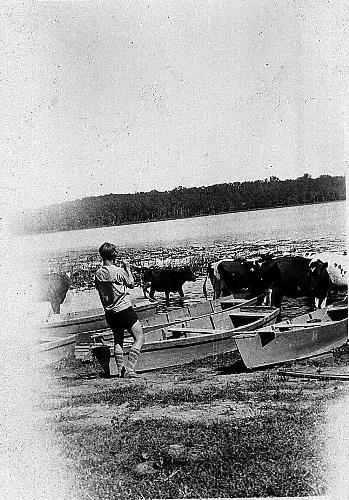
[99,242,117,261]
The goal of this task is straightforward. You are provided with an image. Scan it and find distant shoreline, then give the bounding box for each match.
[25,199,346,237]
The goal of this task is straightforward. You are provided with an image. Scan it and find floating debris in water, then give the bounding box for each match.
[41,238,347,293]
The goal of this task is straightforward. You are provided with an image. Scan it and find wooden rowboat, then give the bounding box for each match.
[234,303,348,370]
[37,298,158,366]
[39,293,257,365]
[40,298,158,339]
[81,301,279,374]
[37,335,79,366]
[40,292,252,342]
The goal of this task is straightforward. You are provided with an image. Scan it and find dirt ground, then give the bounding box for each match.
[35,343,349,499]
[48,353,349,423]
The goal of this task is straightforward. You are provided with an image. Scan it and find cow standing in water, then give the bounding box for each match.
[141,267,196,306]
[204,255,331,311]
[260,256,330,310]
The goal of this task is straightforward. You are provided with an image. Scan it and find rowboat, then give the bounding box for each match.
[80,301,280,374]
[234,302,348,370]
[38,293,255,365]
[40,298,158,339]
[37,298,159,365]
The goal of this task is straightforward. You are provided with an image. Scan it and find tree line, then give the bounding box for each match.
[19,174,345,234]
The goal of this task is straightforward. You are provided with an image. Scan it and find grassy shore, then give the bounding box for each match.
[43,347,349,500]
[40,243,347,498]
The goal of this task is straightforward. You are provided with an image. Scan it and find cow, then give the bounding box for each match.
[40,271,72,314]
[308,259,330,309]
[140,266,196,306]
[260,256,330,310]
[304,251,347,289]
[203,259,264,300]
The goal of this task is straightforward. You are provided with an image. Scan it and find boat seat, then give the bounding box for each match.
[188,302,214,317]
[145,328,166,342]
[168,326,229,335]
[167,307,190,322]
[220,299,247,310]
[229,310,269,317]
[271,321,338,329]
[184,316,213,329]
[211,313,234,329]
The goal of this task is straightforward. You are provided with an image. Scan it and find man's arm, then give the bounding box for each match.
[122,260,135,288]
[96,264,135,288]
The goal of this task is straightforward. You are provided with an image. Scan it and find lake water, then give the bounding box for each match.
[19,201,347,256]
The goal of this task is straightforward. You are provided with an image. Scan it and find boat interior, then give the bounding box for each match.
[144,305,278,342]
[142,297,250,331]
[75,296,276,358]
[283,302,347,325]
[75,296,257,356]
[326,307,348,322]
[251,302,349,335]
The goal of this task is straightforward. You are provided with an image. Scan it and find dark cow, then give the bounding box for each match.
[40,272,72,314]
[308,259,330,309]
[141,266,196,306]
[260,256,330,310]
[203,259,264,300]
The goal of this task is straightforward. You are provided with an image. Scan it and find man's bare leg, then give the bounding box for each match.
[125,320,145,377]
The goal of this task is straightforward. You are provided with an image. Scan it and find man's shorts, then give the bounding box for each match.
[105,307,139,335]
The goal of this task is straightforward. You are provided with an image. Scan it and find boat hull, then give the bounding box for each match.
[110,330,239,373]
[38,336,76,366]
[235,305,348,369]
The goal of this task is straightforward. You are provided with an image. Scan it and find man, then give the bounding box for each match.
[95,242,145,378]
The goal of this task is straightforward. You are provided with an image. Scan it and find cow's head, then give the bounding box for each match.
[245,258,262,271]
[139,267,153,282]
[309,259,329,288]
[243,260,264,288]
[309,259,330,309]
[182,266,196,282]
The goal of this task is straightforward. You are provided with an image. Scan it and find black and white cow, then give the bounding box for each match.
[260,256,330,310]
[304,251,347,289]
[204,255,331,310]
[203,259,264,300]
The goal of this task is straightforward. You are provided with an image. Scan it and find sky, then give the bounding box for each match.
[1,0,346,216]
